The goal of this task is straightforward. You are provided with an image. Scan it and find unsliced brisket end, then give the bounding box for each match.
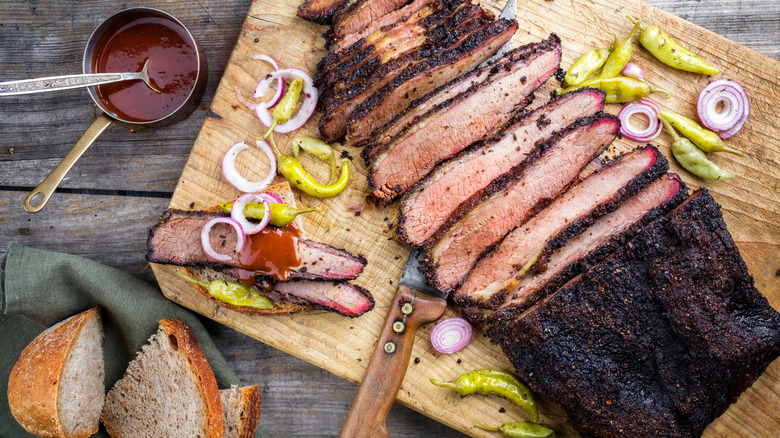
[365,34,557,205]
[332,0,413,40]
[425,113,619,295]
[492,189,780,438]
[146,209,366,281]
[399,87,604,247]
[454,145,668,307]
[269,281,374,317]
[470,172,687,326]
[346,18,521,143]
[318,9,498,141]
[297,0,351,23]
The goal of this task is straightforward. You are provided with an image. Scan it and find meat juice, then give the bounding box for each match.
[91,13,198,122]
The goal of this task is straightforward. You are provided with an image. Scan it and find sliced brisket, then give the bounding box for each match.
[269,280,374,317]
[425,113,619,294]
[365,35,559,204]
[297,0,351,24]
[399,87,604,247]
[491,189,780,438]
[147,210,366,281]
[332,0,412,40]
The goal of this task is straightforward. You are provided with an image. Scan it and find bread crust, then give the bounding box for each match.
[7,306,101,438]
[237,385,261,438]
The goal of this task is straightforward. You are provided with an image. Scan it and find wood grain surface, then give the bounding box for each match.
[1,1,778,437]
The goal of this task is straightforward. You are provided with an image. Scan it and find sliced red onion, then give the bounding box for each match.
[622,63,645,81]
[231,193,275,235]
[201,217,244,262]
[430,317,472,354]
[263,192,283,203]
[254,68,318,133]
[697,79,749,139]
[618,100,663,143]
[222,141,276,193]
[234,54,284,112]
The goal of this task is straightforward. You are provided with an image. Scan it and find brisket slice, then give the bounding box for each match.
[318,10,501,141]
[491,189,780,438]
[399,87,604,247]
[345,19,521,143]
[366,35,559,204]
[425,113,619,295]
[297,0,351,24]
[266,280,374,317]
[453,146,668,307]
[332,0,412,40]
[146,209,366,281]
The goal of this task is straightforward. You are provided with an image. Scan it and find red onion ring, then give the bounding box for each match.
[254,68,318,133]
[430,317,472,354]
[622,63,645,81]
[222,141,276,193]
[697,79,749,139]
[234,54,284,112]
[618,100,663,143]
[231,193,275,235]
[200,217,244,262]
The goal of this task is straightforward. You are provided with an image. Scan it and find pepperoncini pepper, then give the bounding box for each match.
[475,422,555,438]
[258,76,304,141]
[430,369,538,422]
[626,15,720,75]
[659,116,735,181]
[177,269,275,309]
[268,138,351,198]
[219,202,320,227]
[292,136,339,185]
[557,76,668,103]
[598,18,642,79]
[659,111,744,156]
[565,48,610,86]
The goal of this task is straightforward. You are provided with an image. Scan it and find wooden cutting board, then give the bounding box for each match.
[151,0,780,436]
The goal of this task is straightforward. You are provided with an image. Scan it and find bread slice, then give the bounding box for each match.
[220,385,261,438]
[7,307,104,438]
[100,319,223,438]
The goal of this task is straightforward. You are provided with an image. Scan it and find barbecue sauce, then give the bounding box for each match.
[91,12,198,122]
[237,223,302,282]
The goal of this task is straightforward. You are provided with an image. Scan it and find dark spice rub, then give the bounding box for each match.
[491,189,780,438]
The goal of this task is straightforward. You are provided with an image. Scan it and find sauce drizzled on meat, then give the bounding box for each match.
[236,223,302,281]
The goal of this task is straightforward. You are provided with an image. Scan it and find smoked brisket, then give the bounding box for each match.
[365,34,560,204]
[490,189,780,438]
[297,0,351,24]
[269,280,374,317]
[331,0,413,40]
[426,113,620,294]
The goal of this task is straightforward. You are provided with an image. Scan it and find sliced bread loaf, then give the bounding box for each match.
[100,319,223,438]
[220,385,261,438]
[7,306,105,438]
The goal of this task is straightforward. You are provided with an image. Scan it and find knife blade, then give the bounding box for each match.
[481,0,518,66]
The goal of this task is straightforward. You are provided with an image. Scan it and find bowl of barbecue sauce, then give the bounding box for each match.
[84,7,207,126]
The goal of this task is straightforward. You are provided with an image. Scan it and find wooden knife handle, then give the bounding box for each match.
[339,285,447,438]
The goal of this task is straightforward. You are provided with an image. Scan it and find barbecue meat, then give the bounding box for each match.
[399,87,604,247]
[366,35,560,204]
[454,145,669,307]
[332,0,413,40]
[147,209,366,281]
[490,189,780,438]
[426,113,620,294]
[269,281,374,317]
[297,0,350,23]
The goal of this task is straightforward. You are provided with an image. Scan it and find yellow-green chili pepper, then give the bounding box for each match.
[565,48,610,86]
[659,111,744,156]
[659,116,735,181]
[557,76,668,104]
[430,369,538,422]
[219,202,319,227]
[475,422,555,438]
[258,76,304,141]
[626,15,719,75]
[292,136,339,185]
[598,18,642,79]
[269,139,351,198]
[177,269,275,309]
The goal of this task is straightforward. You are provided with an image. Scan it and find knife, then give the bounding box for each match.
[339,2,517,437]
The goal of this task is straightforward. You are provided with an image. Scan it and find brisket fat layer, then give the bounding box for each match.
[399,86,604,247]
[426,113,620,294]
[454,145,669,307]
[491,189,780,438]
[366,34,559,204]
[146,209,366,281]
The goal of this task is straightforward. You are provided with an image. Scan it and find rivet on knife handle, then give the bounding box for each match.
[339,285,447,438]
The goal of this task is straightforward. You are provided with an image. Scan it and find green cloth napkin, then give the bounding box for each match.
[1,243,267,438]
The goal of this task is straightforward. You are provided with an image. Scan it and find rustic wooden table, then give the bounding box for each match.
[1,1,778,437]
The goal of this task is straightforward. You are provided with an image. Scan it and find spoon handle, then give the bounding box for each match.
[0,71,143,96]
